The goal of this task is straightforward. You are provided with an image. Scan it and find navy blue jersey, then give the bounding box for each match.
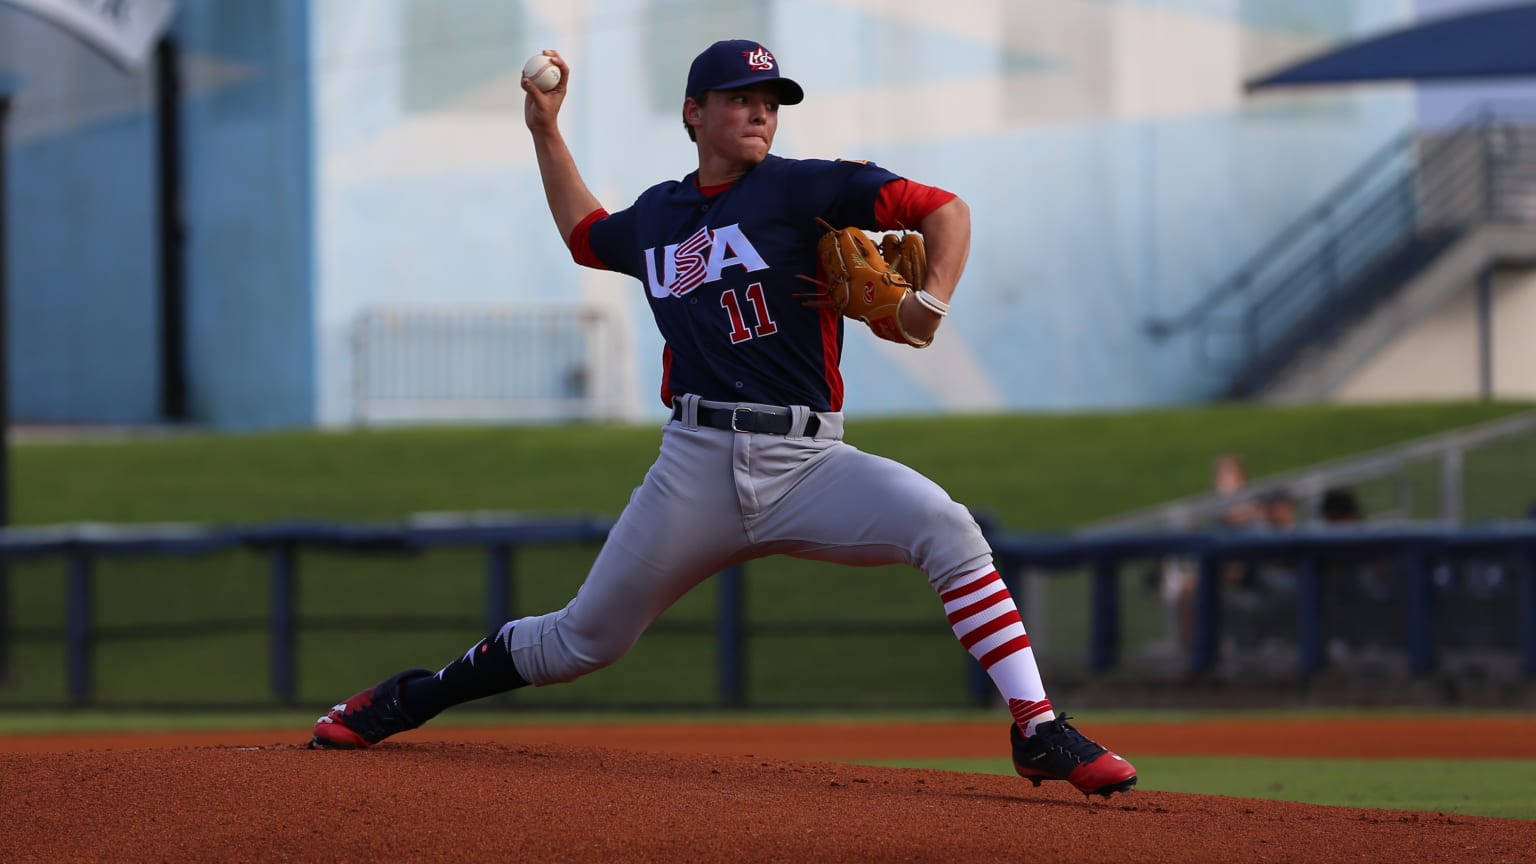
[587,154,900,411]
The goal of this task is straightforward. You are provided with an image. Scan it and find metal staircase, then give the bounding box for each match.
[1148,104,1536,398]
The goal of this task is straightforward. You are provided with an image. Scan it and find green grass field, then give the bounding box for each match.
[3,401,1534,710]
[868,756,1536,819]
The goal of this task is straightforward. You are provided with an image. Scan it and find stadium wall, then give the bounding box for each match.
[311,0,1417,424]
[1335,265,1536,402]
[3,0,1423,429]
[0,0,314,429]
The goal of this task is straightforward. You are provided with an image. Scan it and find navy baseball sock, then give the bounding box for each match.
[399,622,528,723]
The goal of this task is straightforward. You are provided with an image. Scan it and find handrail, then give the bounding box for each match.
[1080,409,1536,534]
[1147,102,1536,381]
[1145,128,1417,338]
[1221,125,1536,395]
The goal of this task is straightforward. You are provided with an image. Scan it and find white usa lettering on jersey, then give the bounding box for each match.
[645,223,769,298]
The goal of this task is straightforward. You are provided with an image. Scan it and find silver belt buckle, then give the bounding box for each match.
[730,406,753,432]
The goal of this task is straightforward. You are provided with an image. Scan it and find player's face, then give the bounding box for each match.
[694,86,779,165]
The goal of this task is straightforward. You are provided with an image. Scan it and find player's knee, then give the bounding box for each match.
[920,497,984,539]
[512,610,639,685]
[538,648,621,685]
[550,626,638,682]
[564,645,627,679]
[911,499,992,584]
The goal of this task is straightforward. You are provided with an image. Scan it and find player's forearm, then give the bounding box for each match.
[531,129,604,246]
[916,196,970,304]
[895,196,968,346]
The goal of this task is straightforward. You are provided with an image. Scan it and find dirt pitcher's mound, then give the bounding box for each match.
[3,742,1530,864]
[10,715,1536,758]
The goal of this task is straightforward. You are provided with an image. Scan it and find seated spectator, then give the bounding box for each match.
[1262,490,1298,531]
[1321,488,1363,525]
[1161,452,1263,652]
[1213,452,1264,531]
[1227,491,1304,659]
[1251,489,1300,593]
[1316,486,1401,659]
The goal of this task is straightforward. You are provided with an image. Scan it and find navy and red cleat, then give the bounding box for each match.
[310,668,432,750]
[1010,715,1137,798]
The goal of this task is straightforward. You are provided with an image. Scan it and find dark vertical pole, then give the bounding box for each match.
[1190,555,1222,674]
[483,543,514,636]
[155,38,187,421]
[716,565,746,708]
[1088,558,1120,672]
[1477,268,1493,402]
[0,96,10,684]
[270,545,296,704]
[483,543,516,705]
[1520,554,1536,678]
[1296,553,1324,676]
[66,554,93,705]
[1404,549,1436,677]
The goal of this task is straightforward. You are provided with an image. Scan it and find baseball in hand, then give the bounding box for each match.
[523,53,561,92]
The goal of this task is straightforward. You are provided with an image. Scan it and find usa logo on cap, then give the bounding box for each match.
[685,39,804,105]
[743,46,775,71]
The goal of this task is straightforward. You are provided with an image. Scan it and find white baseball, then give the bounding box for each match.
[522,53,561,92]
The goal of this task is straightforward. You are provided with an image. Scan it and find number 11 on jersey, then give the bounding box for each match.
[720,283,778,344]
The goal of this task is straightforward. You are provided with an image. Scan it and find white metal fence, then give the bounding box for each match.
[351,304,626,424]
[1081,410,1536,533]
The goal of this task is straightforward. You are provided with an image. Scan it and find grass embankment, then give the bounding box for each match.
[14,401,1534,528]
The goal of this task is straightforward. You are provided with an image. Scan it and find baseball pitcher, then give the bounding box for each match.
[311,39,1136,799]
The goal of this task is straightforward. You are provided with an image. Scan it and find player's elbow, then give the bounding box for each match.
[922,195,969,232]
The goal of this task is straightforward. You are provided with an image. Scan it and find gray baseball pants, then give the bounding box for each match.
[508,394,994,685]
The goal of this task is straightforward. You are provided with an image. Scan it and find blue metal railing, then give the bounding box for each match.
[1148,105,1536,397]
[1143,128,1419,343]
[3,517,1535,707]
[993,523,1536,678]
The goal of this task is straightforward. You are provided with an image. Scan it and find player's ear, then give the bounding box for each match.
[683,96,704,129]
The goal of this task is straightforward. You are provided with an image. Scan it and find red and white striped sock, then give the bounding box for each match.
[940,566,1056,737]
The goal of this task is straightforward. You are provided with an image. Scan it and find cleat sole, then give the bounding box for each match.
[309,731,367,750]
[1089,776,1138,798]
[309,737,354,750]
[1016,762,1137,798]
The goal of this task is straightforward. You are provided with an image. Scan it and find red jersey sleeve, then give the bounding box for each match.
[567,207,611,269]
[874,179,957,231]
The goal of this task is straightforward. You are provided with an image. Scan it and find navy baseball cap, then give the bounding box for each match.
[685,39,804,105]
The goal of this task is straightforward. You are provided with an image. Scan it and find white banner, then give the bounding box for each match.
[3,0,177,70]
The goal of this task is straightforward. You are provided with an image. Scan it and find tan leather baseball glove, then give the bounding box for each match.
[879,230,926,294]
[796,221,930,347]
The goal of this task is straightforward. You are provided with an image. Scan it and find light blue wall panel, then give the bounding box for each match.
[1,7,160,425]
[1,0,315,430]
[9,111,161,423]
[175,0,314,429]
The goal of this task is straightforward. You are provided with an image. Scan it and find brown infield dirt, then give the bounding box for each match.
[3,717,1533,863]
